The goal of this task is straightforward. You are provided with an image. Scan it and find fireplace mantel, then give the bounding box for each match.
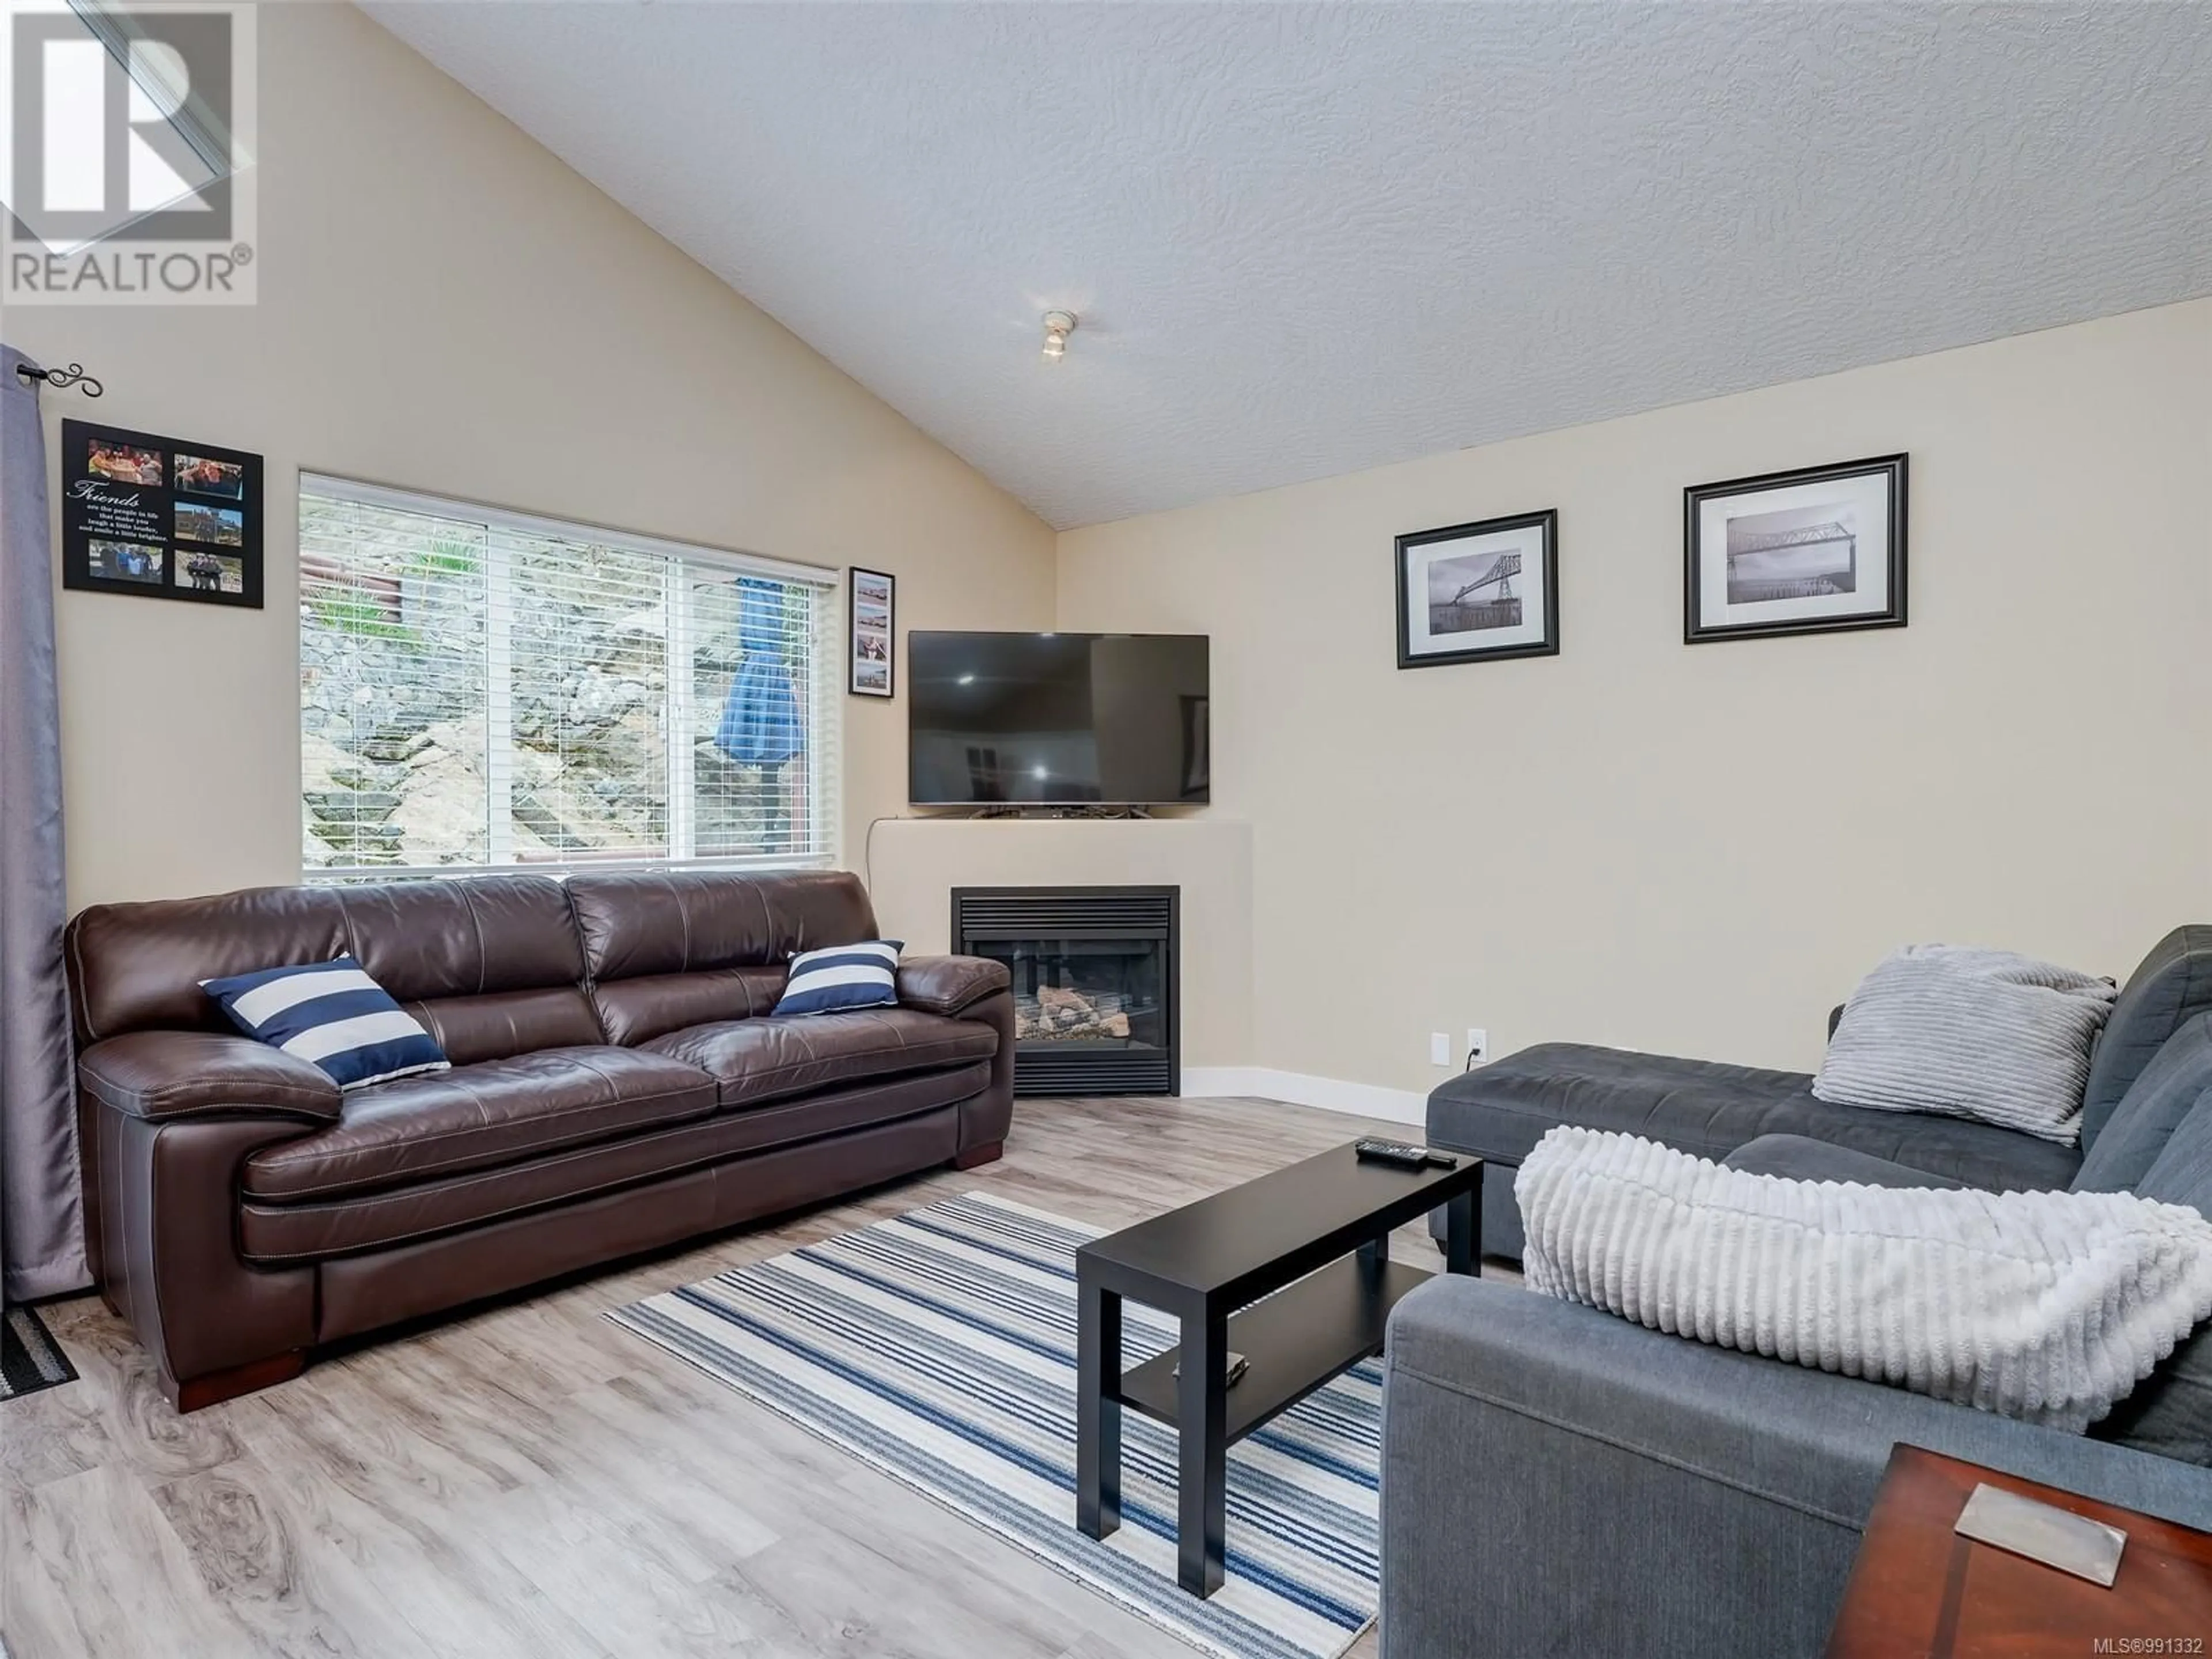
[863,817,1253,1074]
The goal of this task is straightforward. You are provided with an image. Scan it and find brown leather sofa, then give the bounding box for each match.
[65,868,1013,1411]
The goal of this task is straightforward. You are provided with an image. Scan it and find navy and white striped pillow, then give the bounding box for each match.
[774,939,904,1017]
[200,957,450,1092]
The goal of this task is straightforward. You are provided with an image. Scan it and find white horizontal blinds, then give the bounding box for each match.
[488,529,669,865]
[299,493,492,870]
[299,476,840,878]
[676,572,841,864]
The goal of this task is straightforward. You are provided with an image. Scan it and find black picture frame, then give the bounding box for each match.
[1684,453,1907,643]
[59,418,263,609]
[1395,508,1559,669]
[849,566,895,697]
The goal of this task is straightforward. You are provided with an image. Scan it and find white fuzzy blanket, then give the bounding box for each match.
[1516,1127,2212,1430]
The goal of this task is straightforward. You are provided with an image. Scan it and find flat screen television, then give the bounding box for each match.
[908,631,1210,806]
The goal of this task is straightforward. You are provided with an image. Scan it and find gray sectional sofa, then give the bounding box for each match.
[1381,926,2212,1658]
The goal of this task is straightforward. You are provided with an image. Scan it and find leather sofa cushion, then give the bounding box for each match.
[241,1046,717,1202]
[644,1008,998,1110]
[592,965,785,1049]
[1428,1042,2082,1193]
[338,877,584,1004]
[69,885,349,1043]
[310,1105,965,1340]
[239,1062,988,1262]
[404,986,604,1068]
[567,868,877,983]
[347,878,598,1065]
[65,874,589,1052]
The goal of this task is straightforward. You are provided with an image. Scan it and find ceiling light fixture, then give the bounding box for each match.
[1041,310,1077,362]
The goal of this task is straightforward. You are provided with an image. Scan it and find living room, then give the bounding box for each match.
[3,4,2210,1657]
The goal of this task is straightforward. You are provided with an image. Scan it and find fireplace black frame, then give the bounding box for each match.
[952,885,1180,1097]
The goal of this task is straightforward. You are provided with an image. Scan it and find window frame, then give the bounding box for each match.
[298,471,843,882]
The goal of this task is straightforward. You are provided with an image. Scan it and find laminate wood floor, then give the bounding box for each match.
[2,1096,1500,1659]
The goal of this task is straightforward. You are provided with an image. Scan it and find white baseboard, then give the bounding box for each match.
[1180,1067,1428,1127]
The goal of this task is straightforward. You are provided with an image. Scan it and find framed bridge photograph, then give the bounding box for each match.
[1685,454,1907,643]
[1395,508,1559,669]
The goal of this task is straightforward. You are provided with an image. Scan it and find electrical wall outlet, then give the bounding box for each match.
[1429,1031,1452,1067]
[1466,1027,1490,1065]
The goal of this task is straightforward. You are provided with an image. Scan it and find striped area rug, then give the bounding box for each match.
[610,1193,1380,1659]
[0,1305,76,1402]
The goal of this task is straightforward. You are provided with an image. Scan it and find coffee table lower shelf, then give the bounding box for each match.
[1075,1142,1482,1597]
[1116,1256,1431,1444]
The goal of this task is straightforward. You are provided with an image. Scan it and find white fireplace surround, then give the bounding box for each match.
[865,816,1428,1126]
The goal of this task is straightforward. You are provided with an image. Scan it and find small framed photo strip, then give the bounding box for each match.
[1396,509,1559,668]
[848,566,895,697]
[1684,453,1907,643]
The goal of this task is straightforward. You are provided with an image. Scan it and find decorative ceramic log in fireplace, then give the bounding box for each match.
[951,886,1179,1096]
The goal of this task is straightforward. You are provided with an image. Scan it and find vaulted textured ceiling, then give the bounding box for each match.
[366,3,2212,529]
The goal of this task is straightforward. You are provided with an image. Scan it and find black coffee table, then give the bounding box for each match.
[1074,1142,1482,1596]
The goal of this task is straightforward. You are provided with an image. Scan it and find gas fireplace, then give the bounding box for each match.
[951,886,1179,1096]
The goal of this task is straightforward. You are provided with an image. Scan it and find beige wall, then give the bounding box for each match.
[1059,302,2212,1090]
[16,9,2208,1099]
[9,2,1055,912]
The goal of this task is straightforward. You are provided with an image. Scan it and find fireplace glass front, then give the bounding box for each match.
[952,887,1179,1096]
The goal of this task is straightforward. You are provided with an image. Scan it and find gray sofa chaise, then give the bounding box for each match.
[1425,926,2212,1260]
[1382,927,2212,1658]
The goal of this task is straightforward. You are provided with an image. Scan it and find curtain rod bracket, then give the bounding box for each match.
[14,362,102,397]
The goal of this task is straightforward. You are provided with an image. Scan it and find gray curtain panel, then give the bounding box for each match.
[0,347,87,1301]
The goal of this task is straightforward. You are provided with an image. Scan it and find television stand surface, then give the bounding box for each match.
[964,805,1156,821]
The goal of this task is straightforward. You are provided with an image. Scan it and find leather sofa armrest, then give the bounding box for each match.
[896,955,1011,1018]
[78,1031,342,1123]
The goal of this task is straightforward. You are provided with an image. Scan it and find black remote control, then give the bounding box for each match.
[1355,1138,1456,1170]
[1172,1351,1251,1386]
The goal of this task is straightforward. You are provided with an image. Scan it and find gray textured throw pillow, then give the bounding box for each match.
[1814,945,2120,1145]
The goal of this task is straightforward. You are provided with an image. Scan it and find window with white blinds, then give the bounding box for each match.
[299,476,841,879]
